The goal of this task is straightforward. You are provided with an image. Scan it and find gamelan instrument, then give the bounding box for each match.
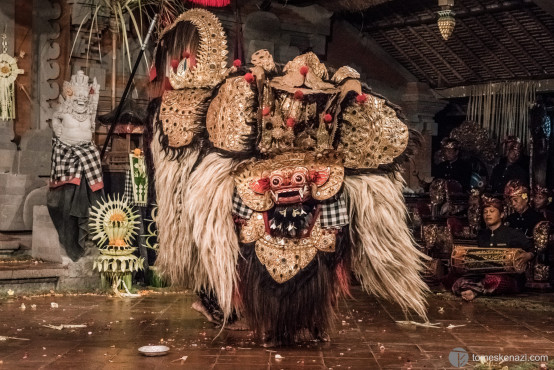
[451,245,527,274]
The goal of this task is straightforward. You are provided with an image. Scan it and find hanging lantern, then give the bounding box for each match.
[437,9,456,41]
[187,0,230,6]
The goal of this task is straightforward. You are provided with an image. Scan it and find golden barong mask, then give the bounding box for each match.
[234,151,344,212]
[165,9,230,89]
[207,52,409,169]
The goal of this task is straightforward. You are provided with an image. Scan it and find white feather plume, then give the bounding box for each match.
[344,173,429,319]
[184,153,244,318]
[152,127,200,287]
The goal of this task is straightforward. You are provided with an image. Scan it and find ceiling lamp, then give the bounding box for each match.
[437,0,455,40]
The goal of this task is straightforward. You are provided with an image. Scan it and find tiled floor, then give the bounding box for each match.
[0,287,553,369]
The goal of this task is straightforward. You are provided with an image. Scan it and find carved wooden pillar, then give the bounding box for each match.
[12,0,32,145]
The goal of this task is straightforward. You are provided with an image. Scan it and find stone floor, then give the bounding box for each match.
[0,287,553,369]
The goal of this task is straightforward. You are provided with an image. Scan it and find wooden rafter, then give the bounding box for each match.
[533,0,554,18]
[390,27,450,86]
[420,23,483,82]
[523,7,554,63]
[352,0,554,88]
[455,17,516,78]
[468,16,531,76]
[376,30,436,85]
[362,0,534,32]
[503,11,554,72]
[480,10,543,74]
[405,26,464,82]
[453,1,532,77]
[410,0,481,82]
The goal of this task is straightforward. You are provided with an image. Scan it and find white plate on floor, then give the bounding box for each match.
[138,345,170,356]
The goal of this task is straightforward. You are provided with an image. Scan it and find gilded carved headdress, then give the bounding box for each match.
[205,51,409,170]
[533,184,551,197]
[157,10,409,170]
[165,9,230,89]
[481,194,503,212]
[504,180,528,198]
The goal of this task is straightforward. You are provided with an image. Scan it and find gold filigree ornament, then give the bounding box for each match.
[159,88,213,148]
[533,221,550,252]
[331,66,360,84]
[250,49,276,73]
[255,219,336,283]
[0,33,24,120]
[270,52,336,94]
[533,263,550,282]
[206,76,256,152]
[338,93,408,169]
[166,9,230,89]
[239,212,266,243]
[233,151,344,211]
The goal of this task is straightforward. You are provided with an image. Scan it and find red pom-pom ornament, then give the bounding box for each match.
[170,59,179,70]
[233,59,242,68]
[300,65,309,76]
[324,113,333,123]
[244,73,255,84]
[286,117,296,128]
[294,90,304,100]
[187,0,230,7]
[356,93,367,104]
[262,106,271,116]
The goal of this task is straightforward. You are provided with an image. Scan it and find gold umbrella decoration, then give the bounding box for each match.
[89,194,144,296]
[0,33,24,120]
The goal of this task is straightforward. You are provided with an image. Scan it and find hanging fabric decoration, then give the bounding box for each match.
[466,81,537,147]
[129,149,148,206]
[188,0,230,7]
[0,33,23,120]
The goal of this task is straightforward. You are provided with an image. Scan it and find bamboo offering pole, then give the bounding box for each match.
[109,16,118,110]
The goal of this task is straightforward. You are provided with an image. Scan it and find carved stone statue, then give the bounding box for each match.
[48,70,104,262]
[52,70,99,145]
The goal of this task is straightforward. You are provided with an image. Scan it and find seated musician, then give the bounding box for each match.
[489,136,529,195]
[504,180,544,238]
[532,184,554,223]
[433,138,472,192]
[452,195,534,301]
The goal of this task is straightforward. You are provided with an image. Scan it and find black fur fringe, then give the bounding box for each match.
[237,231,350,346]
[145,98,161,205]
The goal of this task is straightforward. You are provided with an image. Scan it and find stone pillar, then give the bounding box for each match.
[32,205,63,263]
[32,205,100,290]
[0,174,44,231]
[401,82,446,190]
[0,0,16,173]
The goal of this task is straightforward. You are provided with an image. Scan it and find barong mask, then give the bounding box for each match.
[151,8,428,344]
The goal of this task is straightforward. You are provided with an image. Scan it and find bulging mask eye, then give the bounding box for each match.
[293,173,305,184]
[271,177,282,187]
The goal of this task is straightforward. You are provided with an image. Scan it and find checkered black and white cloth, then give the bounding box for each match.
[319,192,349,228]
[124,170,135,205]
[232,189,254,219]
[50,138,103,191]
[231,188,349,228]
